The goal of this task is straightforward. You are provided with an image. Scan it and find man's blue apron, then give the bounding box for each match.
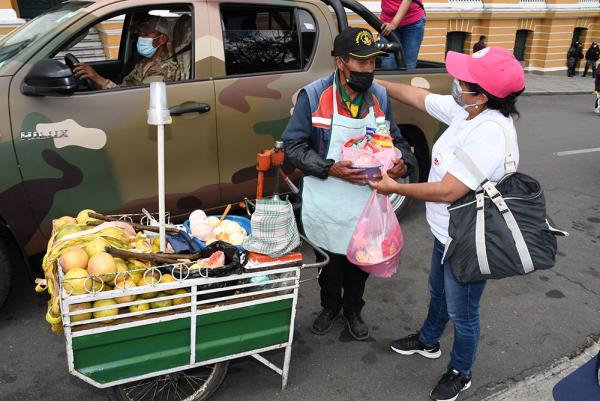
[301,74,377,254]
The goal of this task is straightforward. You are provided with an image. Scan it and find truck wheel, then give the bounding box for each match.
[107,362,229,401]
[390,162,419,218]
[0,239,12,311]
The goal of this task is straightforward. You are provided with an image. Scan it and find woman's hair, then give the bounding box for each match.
[465,81,523,119]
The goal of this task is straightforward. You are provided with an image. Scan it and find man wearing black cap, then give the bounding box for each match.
[282,27,416,340]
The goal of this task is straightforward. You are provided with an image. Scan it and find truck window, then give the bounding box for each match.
[221,5,317,76]
[0,1,91,67]
[51,6,193,90]
[55,15,125,63]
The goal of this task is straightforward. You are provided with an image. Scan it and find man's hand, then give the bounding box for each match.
[386,158,407,179]
[329,160,368,185]
[73,63,106,88]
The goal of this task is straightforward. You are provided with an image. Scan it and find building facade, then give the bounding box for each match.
[352,0,600,73]
[1,0,599,73]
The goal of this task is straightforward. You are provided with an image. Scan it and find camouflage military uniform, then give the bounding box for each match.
[103,56,181,89]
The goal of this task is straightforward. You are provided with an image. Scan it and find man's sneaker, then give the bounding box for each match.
[343,311,370,340]
[311,308,340,335]
[430,369,472,401]
[390,333,441,359]
[594,108,600,114]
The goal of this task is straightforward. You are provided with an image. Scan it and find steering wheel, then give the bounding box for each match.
[64,53,93,90]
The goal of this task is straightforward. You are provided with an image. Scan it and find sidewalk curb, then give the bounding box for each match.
[478,335,600,401]
[523,91,592,96]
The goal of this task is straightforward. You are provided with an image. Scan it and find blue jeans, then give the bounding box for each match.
[418,239,487,377]
[380,17,425,70]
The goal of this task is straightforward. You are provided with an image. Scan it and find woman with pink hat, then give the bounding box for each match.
[371,47,525,401]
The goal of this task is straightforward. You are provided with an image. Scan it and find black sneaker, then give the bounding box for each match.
[390,333,441,359]
[343,311,370,340]
[430,369,472,401]
[311,308,340,335]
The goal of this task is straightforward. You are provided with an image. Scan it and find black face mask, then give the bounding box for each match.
[345,70,374,93]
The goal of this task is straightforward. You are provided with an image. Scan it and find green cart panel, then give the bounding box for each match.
[69,298,293,385]
[72,318,191,384]
[195,299,293,362]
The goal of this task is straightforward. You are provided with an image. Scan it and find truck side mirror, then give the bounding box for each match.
[21,59,77,96]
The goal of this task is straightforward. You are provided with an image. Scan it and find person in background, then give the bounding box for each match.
[567,41,584,77]
[379,0,426,69]
[371,47,525,401]
[74,16,180,89]
[582,42,600,78]
[282,27,416,341]
[593,73,600,114]
[473,35,486,53]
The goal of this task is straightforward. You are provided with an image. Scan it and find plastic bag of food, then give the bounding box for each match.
[347,190,403,278]
[342,136,397,172]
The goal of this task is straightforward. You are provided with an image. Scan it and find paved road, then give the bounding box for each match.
[1,94,599,401]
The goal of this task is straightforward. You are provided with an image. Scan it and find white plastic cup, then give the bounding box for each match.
[147,82,172,125]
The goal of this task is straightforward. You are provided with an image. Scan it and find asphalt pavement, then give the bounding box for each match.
[1,93,599,401]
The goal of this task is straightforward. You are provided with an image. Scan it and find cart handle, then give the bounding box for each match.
[300,234,330,269]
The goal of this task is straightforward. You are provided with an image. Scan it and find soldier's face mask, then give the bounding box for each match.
[137,36,160,58]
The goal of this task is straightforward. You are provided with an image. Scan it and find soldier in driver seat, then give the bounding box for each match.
[73,16,181,89]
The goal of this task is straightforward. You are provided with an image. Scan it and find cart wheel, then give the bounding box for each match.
[107,362,229,401]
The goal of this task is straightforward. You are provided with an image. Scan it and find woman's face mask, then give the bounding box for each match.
[137,36,159,58]
[451,78,478,109]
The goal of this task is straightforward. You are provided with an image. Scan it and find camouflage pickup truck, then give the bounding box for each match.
[0,0,451,309]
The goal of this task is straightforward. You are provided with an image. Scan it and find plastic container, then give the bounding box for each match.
[147,82,172,125]
[183,215,252,250]
[351,164,383,180]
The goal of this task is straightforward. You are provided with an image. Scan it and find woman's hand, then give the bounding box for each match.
[369,173,399,195]
[381,21,400,37]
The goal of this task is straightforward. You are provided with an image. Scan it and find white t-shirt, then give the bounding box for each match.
[424,94,520,244]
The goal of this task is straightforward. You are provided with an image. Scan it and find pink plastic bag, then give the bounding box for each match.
[347,191,404,278]
[342,145,396,171]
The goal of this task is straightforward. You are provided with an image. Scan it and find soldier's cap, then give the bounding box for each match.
[331,27,386,58]
[135,16,169,36]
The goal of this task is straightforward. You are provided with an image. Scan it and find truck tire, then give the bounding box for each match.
[390,162,419,218]
[0,238,12,311]
[107,362,229,401]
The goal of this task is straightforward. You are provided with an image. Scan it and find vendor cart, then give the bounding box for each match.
[56,214,328,401]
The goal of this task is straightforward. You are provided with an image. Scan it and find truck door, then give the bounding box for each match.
[9,0,219,240]
[210,1,333,202]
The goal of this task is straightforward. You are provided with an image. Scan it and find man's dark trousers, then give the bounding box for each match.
[317,251,369,313]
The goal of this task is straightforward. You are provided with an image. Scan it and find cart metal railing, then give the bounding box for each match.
[57,229,328,395]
